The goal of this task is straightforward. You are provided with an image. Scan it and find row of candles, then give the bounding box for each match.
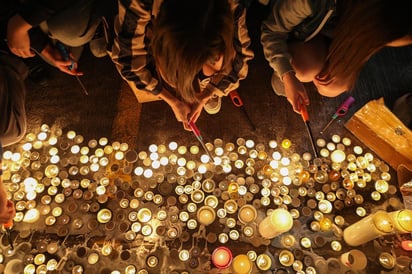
[0,123,410,273]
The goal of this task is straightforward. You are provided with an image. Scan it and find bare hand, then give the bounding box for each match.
[170,100,192,130]
[40,43,83,76]
[283,72,309,113]
[7,14,35,58]
[187,100,206,127]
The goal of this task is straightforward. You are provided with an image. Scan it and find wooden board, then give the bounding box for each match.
[345,98,412,170]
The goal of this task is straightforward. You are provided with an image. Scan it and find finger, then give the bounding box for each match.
[188,111,200,124]
[18,49,35,58]
[58,66,77,76]
[183,121,191,131]
[292,100,301,114]
[300,92,310,105]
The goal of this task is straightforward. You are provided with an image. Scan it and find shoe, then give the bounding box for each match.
[271,72,285,96]
[204,95,222,115]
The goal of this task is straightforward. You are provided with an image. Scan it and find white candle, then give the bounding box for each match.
[343,211,394,246]
[258,208,293,239]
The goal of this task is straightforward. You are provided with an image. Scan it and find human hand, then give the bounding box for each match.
[7,14,35,58]
[283,72,309,113]
[187,100,206,127]
[170,100,192,130]
[0,184,15,225]
[40,43,83,76]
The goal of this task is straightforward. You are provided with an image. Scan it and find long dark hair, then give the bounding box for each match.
[151,0,234,103]
[323,0,412,89]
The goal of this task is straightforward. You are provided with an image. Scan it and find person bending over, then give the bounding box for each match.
[261,0,412,113]
[111,0,254,130]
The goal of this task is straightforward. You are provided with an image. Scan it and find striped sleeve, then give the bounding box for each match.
[208,0,254,96]
[111,0,162,95]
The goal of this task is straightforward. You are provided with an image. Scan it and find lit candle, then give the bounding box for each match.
[330,150,346,163]
[97,209,112,224]
[101,244,113,256]
[258,208,293,239]
[23,208,40,223]
[238,204,257,224]
[279,250,294,267]
[343,210,394,246]
[256,254,272,271]
[388,209,412,233]
[87,253,99,265]
[212,246,233,269]
[137,208,152,223]
[281,139,292,149]
[378,252,396,269]
[197,206,216,226]
[232,254,252,274]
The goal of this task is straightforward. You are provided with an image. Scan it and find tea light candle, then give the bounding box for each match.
[141,224,153,236]
[88,253,99,265]
[259,208,293,239]
[378,252,396,269]
[179,250,190,262]
[281,139,292,149]
[238,204,257,224]
[34,253,46,265]
[300,237,312,248]
[197,206,216,226]
[212,247,233,269]
[97,209,112,223]
[137,208,152,223]
[23,208,40,223]
[256,254,272,271]
[331,150,345,163]
[224,199,238,214]
[101,244,113,256]
[331,240,342,252]
[279,250,294,267]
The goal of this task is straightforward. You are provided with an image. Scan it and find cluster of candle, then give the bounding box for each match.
[0,124,407,273]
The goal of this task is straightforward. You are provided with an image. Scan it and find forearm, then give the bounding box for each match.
[7,14,32,36]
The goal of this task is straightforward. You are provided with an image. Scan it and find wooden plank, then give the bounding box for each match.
[345,98,412,170]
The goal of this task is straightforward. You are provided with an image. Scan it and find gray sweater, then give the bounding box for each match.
[261,0,336,79]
